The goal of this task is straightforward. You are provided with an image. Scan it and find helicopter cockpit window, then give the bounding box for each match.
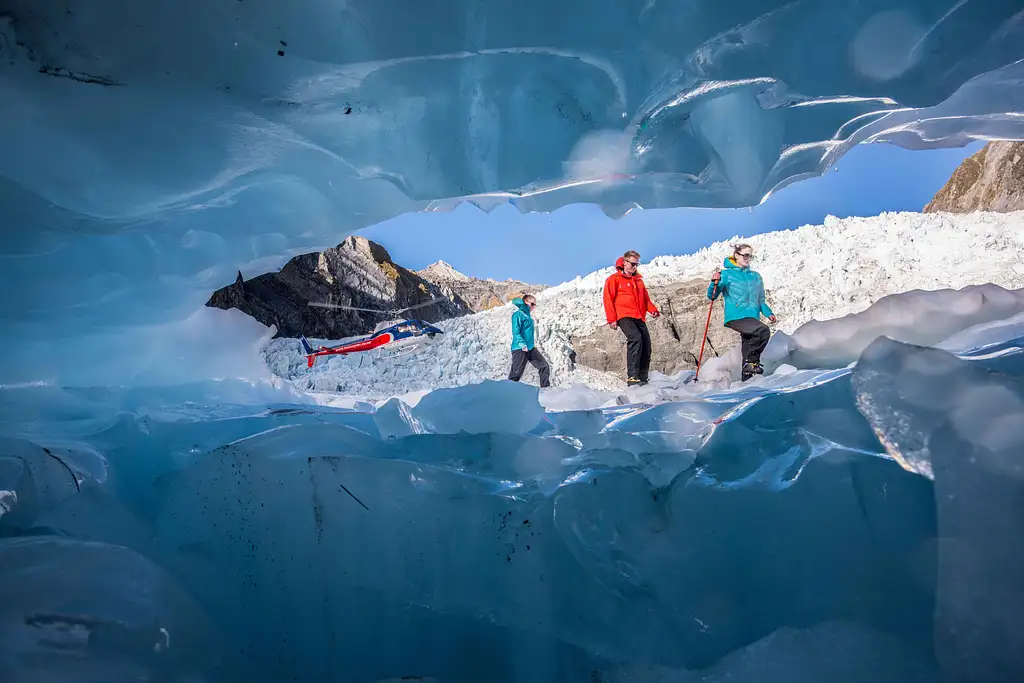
[397,324,415,333]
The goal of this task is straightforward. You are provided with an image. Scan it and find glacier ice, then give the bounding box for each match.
[0,536,222,683]
[602,620,938,682]
[3,1,1024,681]
[2,2,1024,385]
[0,302,1022,680]
[764,283,1024,370]
[852,337,1024,682]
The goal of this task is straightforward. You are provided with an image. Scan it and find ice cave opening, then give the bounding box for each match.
[2,1,1024,682]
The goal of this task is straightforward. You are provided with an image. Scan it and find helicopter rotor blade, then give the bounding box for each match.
[308,296,447,316]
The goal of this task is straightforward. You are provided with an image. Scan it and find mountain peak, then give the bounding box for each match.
[418,260,471,282]
[924,141,1024,213]
[417,263,547,312]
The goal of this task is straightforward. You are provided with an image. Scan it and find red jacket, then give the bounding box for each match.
[603,257,660,324]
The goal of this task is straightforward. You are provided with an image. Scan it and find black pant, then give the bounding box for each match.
[725,317,770,366]
[617,317,652,381]
[509,348,551,387]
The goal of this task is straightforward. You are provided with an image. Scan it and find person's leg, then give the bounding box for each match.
[508,349,527,381]
[725,318,770,380]
[725,319,754,364]
[637,320,652,383]
[747,321,771,367]
[528,348,551,388]
[617,318,642,381]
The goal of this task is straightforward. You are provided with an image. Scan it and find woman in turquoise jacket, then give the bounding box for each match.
[708,244,778,381]
[508,295,551,388]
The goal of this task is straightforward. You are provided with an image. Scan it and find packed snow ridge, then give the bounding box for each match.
[265,210,1024,404]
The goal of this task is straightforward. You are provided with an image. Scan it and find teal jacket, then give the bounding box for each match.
[510,298,536,351]
[707,257,774,324]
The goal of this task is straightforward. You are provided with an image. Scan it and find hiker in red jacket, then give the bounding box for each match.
[603,250,660,386]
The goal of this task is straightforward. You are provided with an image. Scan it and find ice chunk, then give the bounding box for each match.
[0,437,157,552]
[603,620,937,682]
[0,438,82,531]
[937,310,1024,355]
[693,373,887,491]
[0,536,221,681]
[409,380,546,435]
[852,337,1024,682]
[545,407,609,439]
[766,285,1024,370]
[539,384,624,412]
[373,396,429,440]
[695,345,744,386]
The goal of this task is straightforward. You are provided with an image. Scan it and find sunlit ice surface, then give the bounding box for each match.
[2,1,1024,682]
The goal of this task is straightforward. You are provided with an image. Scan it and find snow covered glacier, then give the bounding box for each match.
[2,1,1024,682]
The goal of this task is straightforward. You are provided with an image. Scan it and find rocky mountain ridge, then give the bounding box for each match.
[207,236,472,339]
[924,141,1024,213]
[417,261,547,312]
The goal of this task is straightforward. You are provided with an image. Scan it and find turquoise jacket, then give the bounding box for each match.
[707,257,774,324]
[510,298,536,351]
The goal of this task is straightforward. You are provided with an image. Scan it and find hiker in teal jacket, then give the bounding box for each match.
[508,295,551,387]
[708,244,778,381]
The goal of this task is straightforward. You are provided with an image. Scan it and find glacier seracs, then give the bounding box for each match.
[269,210,1024,401]
[3,1,1024,682]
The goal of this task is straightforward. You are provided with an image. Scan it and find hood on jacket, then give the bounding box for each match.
[615,256,641,277]
[722,256,748,270]
[512,297,532,314]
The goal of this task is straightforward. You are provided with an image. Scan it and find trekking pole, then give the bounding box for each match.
[694,281,717,382]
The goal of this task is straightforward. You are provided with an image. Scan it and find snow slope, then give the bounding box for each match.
[264,210,1024,402]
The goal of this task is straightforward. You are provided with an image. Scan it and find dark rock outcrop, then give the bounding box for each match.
[417,261,547,312]
[571,279,760,379]
[206,236,472,339]
[924,141,1024,213]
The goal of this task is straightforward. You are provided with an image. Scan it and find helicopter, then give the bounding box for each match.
[299,297,447,368]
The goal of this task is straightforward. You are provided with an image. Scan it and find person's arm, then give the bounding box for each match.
[644,283,660,317]
[514,313,529,350]
[603,278,619,325]
[758,275,776,321]
[707,270,724,300]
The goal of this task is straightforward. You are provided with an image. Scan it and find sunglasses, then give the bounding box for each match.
[737,252,754,259]
[624,260,639,266]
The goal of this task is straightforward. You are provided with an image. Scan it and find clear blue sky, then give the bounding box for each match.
[358,141,984,285]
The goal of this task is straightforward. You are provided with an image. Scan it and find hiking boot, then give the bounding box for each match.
[741,362,761,382]
[627,377,643,387]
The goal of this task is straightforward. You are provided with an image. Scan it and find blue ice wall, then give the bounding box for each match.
[1,1,1024,385]
[4,333,1023,682]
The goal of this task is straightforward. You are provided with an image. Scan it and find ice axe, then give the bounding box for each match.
[694,278,718,382]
